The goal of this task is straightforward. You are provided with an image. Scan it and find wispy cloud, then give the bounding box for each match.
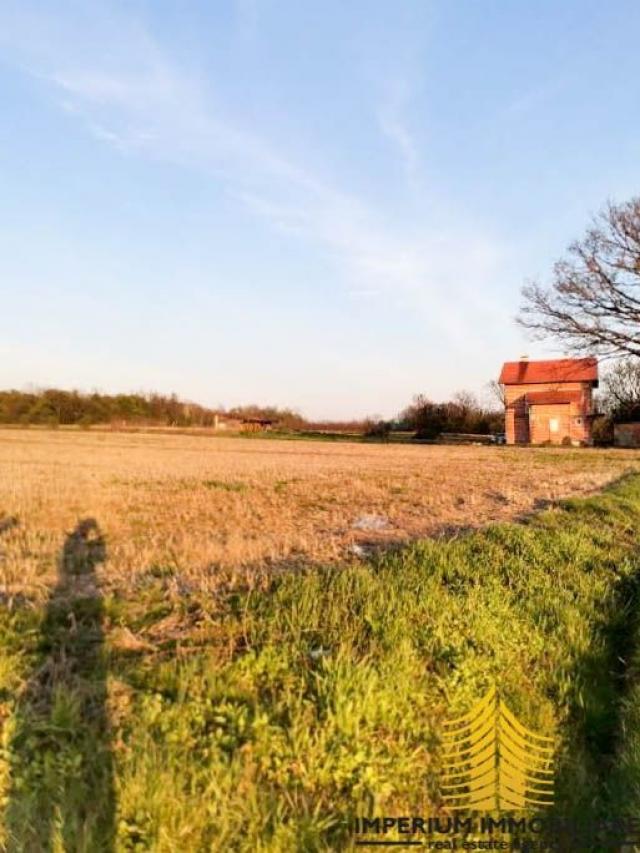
[0,1,505,343]
[376,79,421,182]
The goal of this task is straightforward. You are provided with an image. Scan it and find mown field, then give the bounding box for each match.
[1,430,639,589]
[2,430,640,850]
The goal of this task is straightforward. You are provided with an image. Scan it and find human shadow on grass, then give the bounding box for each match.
[5,519,115,852]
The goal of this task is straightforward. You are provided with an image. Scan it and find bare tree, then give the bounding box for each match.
[518,198,640,358]
[451,390,478,413]
[601,359,640,417]
[485,380,506,409]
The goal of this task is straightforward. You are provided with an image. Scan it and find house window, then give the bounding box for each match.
[575,417,582,425]
[549,418,559,432]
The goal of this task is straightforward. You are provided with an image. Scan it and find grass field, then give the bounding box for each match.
[1,429,639,593]
[2,430,640,850]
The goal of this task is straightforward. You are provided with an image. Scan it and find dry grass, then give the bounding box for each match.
[1,428,639,598]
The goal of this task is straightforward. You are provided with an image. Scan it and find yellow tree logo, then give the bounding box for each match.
[440,686,554,811]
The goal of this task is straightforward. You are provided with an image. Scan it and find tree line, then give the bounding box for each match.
[0,387,503,437]
[0,389,218,427]
[0,389,375,431]
[370,391,503,439]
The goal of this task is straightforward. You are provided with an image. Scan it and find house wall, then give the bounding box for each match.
[505,408,529,444]
[528,404,570,444]
[504,382,593,445]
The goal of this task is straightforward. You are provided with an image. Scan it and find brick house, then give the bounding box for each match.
[499,357,598,445]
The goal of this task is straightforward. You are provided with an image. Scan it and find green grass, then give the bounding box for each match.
[3,477,640,850]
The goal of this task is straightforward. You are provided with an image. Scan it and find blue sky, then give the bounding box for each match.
[1,1,639,418]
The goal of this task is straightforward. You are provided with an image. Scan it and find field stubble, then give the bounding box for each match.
[1,428,638,599]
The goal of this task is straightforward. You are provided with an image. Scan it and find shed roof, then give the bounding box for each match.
[506,389,585,409]
[499,357,597,385]
[523,390,583,405]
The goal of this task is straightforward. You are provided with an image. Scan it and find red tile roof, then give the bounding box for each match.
[499,357,598,385]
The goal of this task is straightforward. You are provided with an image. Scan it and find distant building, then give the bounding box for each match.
[212,414,243,431]
[239,417,275,432]
[499,357,598,446]
[212,414,275,432]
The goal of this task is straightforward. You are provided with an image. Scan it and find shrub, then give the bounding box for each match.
[592,416,614,446]
[364,420,392,440]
